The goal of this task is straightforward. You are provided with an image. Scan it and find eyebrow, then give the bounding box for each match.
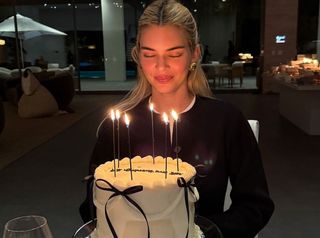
[140,46,186,51]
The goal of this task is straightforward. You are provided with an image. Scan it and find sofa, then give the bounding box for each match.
[0,65,75,111]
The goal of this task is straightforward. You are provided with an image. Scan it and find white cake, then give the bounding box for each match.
[92,155,200,238]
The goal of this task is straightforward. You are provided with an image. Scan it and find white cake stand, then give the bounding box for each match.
[72,216,223,238]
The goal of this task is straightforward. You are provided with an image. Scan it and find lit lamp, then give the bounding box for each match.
[0,39,5,46]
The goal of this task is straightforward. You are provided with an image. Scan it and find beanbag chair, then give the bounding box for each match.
[18,69,59,118]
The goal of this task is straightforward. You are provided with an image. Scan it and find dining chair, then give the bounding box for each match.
[223,119,259,237]
[210,61,220,65]
[227,62,244,87]
[214,64,230,86]
[202,64,217,87]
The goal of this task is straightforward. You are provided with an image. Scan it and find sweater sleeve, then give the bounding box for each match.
[210,107,274,238]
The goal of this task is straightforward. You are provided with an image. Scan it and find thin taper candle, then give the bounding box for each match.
[149,103,155,162]
[110,109,116,177]
[162,113,169,179]
[124,113,133,180]
[115,110,121,167]
[171,110,179,171]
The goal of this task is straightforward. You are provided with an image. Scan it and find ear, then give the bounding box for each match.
[192,44,201,62]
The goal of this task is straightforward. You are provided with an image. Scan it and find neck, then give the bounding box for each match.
[151,90,194,114]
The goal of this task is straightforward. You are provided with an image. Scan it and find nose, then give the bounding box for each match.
[155,55,168,70]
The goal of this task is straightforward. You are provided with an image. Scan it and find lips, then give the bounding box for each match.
[154,75,173,83]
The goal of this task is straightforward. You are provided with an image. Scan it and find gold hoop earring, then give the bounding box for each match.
[189,62,196,71]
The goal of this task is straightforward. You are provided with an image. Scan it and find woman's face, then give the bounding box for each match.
[139,24,199,96]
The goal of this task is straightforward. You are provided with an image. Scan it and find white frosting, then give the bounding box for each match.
[93,156,199,238]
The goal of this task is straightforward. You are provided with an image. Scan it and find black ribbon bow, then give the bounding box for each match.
[177,176,197,238]
[95,179,150,238]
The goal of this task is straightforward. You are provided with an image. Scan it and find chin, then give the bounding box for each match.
[151,80,186,95]
[152,84,174,94]
[154,89,172,95]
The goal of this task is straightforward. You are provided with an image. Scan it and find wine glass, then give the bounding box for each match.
[2,215,53,238]
[195,215,224,238]
[72,219,96,238]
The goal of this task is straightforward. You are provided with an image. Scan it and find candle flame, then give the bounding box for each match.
[171,110,178,121]
[110,109,115,121]
[149,103,154,112]
[124,113,130,127]
[115,110,120,120]
[162,112,169,125]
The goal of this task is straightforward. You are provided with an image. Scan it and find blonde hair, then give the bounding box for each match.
[115,0,213,112]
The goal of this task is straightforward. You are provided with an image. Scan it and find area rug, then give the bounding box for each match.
[0,94,122,170]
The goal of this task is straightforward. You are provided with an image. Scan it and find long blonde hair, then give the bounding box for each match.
[115,0,212,112]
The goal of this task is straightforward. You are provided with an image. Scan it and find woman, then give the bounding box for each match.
[81,0,274,237]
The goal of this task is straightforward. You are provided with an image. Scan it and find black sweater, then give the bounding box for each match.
[88,96,274,238]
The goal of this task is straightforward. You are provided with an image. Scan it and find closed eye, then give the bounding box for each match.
[141,49,156,58]
[168,53,183,58]
[143,54,156,58]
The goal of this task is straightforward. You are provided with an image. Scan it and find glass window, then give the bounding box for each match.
[1,0,263,93]
[0,3,19,70]
[13,2,75,88]
[297,0,319,56]
[187,0,261,90]
[75,0,143,92]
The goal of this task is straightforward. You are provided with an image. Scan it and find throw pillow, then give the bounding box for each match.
[25,66,42,73]
[0,67,12,79]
